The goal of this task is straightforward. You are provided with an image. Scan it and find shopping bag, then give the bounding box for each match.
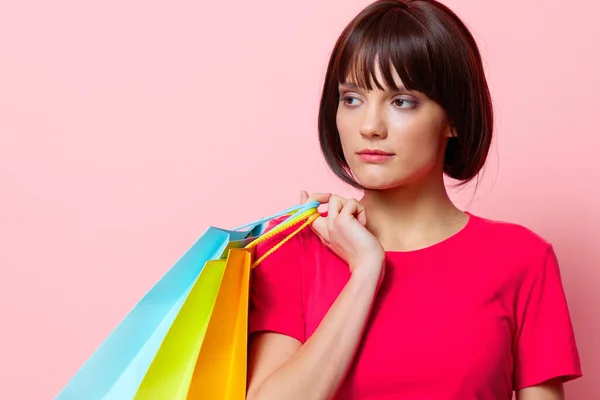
[55,201,320,400]
[132,250,248,399]
[133,204,320,399]
[187,248,252,399]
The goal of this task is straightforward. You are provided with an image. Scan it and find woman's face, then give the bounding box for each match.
[336,64,453,190]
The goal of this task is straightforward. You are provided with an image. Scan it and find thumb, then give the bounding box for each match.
[300,190,309,204]
[310,214,330,244]
[356,203,367,226]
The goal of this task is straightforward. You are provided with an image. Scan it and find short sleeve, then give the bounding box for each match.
[513,245,582,390]
[248,217,306,343]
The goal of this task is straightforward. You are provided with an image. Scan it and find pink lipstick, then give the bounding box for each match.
[357,149,395,163]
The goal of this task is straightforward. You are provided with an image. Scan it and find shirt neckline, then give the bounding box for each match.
[384,211,481,260]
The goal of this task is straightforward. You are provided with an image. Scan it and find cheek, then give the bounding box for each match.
[336,110,357,153]
[401,126,442,155]
[390,117,444,160]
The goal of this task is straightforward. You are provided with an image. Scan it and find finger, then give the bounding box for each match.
[327,195,346,232]
[356,203,367,226]
[306,192,332,205]
[339,199,367,226]
[300,190,309,204]
[301,191,331,244]
[339,198,359,219]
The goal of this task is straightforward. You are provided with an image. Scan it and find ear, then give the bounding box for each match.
[444,124,457,138]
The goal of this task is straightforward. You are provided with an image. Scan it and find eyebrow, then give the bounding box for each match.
[338,81,408,92]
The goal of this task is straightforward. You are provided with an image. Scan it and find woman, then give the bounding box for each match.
[246,0,582,399]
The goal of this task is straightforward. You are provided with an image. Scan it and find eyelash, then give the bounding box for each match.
[340,95,417,109]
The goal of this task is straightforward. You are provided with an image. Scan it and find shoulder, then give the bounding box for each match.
[469,213,557,275]
[472,212,552,253]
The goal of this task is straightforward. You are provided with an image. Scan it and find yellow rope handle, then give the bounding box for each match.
[245,207,317,248]
[245,207,320,269]
[250,213,318,269]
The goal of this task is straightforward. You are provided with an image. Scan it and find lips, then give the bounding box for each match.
[357,149,395,156]
[356,149,395,163]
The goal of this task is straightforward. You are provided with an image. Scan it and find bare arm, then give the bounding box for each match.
[247,194,384,400]
[246,267,381,400]
[516,379,564,400]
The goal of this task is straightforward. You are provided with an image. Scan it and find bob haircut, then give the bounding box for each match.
[318,0,494,189]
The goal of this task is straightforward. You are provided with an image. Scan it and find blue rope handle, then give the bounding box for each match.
[232,201,320,231]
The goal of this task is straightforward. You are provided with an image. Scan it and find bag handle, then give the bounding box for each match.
[232,201,320,232]
[245,205,320,269]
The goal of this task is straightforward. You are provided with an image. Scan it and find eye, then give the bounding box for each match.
[393,98,417,109]
[340,95,361,107]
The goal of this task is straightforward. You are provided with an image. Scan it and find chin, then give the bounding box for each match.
[351,161,438,191]
[354,173,407,191]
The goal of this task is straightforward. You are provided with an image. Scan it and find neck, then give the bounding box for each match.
[359,173,468,252]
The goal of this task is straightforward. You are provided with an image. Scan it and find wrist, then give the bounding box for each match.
[350,258,385,282]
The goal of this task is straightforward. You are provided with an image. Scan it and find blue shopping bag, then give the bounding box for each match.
[55,201,319,400]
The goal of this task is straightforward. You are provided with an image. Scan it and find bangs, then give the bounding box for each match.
[337,8,435,96]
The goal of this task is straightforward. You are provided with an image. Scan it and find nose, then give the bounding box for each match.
[359,103,387,139]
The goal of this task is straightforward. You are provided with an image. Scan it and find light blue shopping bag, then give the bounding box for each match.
[55,201,319,400]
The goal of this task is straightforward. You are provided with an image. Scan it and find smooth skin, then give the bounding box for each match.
[246,62,565,400]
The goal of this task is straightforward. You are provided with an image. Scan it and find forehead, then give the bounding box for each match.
[341,57,406,91]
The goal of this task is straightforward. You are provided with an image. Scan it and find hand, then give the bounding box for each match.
[300,190,385,280]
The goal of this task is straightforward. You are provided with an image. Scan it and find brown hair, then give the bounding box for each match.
[318,0,494,189]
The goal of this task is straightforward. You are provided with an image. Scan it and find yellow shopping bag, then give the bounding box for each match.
[134,205,319,400]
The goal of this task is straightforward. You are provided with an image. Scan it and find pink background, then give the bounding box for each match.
[0,0,598,398]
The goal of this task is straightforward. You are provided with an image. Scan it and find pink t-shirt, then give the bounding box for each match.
[248,212,582,399]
